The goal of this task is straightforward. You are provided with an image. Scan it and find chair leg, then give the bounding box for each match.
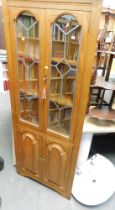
[109,91,115,109]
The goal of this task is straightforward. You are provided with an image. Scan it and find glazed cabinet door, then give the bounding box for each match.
[17,126,42,179]
[44,10,90,140]
[43,137,72,193]
[9,8,45,130]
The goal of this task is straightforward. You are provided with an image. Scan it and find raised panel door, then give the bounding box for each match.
[43,137,72,192]
[17,127,42,179]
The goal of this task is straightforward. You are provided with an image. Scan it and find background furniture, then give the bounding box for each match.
[89,56,115,120]
[90,9,115,108]
[77,114,115,167]
[2,0,102,198]
[0,50,9,93]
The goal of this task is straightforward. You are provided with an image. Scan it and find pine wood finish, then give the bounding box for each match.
[17,127,42,178]
[43,136,72,192]
[2,0,102,198]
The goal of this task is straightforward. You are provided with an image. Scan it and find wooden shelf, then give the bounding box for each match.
[67,76,76,79]
[62,118,70,122]
[27,79,37,81]
[17,53,39,62]
[50,93,60,96]
[51,77,61,80]
[49,118,70,125]
[49,108,58,111]
[49,121,58,125]
[53,40,66,43]
[21,115,38,124]
[17,36,39,41]
[49,95,73,106]
[51,76,76,80]
[20,89,39,98]
[52,57,76,65]
[19,79,37,82]
[65,92,74,95]
[52,39,79,45]
[71,41,79,45]
[21,110,37,115]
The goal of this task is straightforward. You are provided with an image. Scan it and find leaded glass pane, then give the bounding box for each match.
[48,14,81,137]
[16,12,39,125]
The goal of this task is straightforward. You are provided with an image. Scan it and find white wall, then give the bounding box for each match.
[103,0,115,9]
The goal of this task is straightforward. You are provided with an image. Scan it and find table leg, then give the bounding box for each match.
[76,133,93,168]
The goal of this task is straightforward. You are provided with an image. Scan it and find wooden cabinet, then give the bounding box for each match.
[2,0,102,198]
[17,126,72,194]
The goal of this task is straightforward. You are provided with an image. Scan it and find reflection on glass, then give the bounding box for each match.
[48,14,81,137]
[16,12,39,124]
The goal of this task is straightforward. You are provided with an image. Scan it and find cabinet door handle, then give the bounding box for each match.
[39,155,42,160]
[44,65,48,70]
[44,65,48,83]
[44,75,47,84]
[39,155,45,161]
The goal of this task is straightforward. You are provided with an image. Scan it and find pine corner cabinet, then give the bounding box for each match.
[2,0,102,198]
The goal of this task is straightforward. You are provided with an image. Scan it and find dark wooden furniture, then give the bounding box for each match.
[90,8,115,106]
[89,106,115,121]
[90,76,115,107]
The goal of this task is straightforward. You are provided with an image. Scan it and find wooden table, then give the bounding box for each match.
[77,114,115,167]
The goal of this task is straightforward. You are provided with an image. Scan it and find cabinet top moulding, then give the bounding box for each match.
[6,0,98,12]
[7,0,92,3]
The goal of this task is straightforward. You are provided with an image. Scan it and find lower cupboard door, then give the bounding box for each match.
[18,129,42,179]
[43,137,72,192]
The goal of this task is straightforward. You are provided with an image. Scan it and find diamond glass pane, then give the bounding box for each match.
[16,12,39,125]
[48,14,81,137]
